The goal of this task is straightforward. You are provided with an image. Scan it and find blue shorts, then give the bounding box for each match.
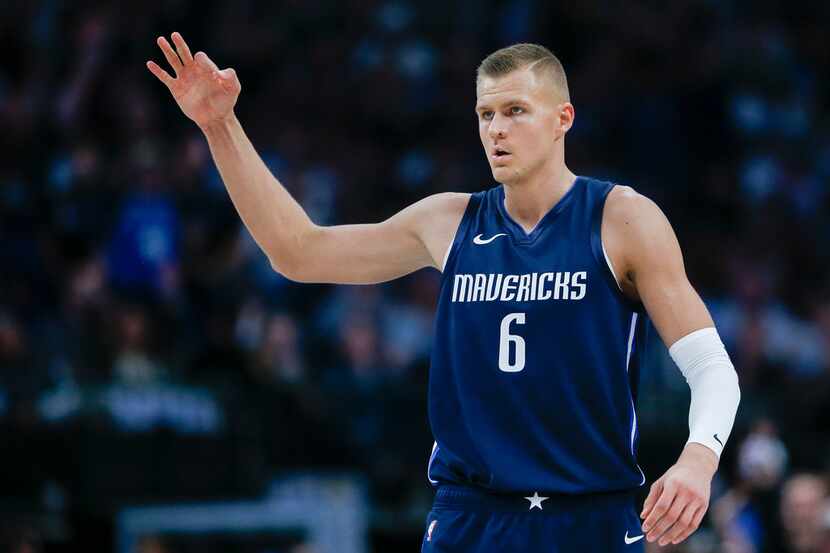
[421,484,645,552]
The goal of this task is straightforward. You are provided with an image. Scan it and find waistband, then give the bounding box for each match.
[432,484,637,513]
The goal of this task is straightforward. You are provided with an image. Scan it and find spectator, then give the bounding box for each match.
[780,474,829,553]
[111,305,165,386]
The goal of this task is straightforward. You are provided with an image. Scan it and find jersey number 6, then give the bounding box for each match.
[498,312,526,372]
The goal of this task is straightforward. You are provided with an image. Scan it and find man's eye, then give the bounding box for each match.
[510,106,524,115]
[482,111,493,120]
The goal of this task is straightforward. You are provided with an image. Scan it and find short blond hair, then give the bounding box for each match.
[477,43,570,102]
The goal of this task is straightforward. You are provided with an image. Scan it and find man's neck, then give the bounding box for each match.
[502,163,577,233]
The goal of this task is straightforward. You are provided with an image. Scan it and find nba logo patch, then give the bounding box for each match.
[427,520,438,541]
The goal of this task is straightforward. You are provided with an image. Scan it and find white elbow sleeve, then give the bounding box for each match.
[669,327,741,458]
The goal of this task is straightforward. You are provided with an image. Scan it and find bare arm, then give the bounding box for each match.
[200,116,469,283]
[147,33,468,283]
[601,186,713,346]
[288,192,470,283]
[199,113,313,278]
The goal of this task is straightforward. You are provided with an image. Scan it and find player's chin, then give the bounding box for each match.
[491,165,520,183]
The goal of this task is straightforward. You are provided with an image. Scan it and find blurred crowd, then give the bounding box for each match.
[2,1,830,552]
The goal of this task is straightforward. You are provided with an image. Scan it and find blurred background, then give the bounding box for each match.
[2,1,830,552]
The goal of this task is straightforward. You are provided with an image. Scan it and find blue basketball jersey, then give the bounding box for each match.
[426,176,649,495]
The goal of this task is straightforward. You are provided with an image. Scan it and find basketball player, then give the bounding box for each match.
[148,35,740,551]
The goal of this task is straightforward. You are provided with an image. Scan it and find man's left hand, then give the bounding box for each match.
[640,442,718,546]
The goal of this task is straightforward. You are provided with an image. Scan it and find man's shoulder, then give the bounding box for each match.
[601,183,679,274]
[602,184,664,232]
[400,192,473,271]
[429,191,474,208]
[410,192,472,220]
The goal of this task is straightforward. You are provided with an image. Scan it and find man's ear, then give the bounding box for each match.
[556,102,575,137]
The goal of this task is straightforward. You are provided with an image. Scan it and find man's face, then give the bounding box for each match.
[475,67,571,184]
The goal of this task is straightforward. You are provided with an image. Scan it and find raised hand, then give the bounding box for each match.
[146,32,240,130]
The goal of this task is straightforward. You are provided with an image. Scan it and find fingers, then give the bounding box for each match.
[195,51,219,72]
[171,32,193,64]
[220,67,236,79]
[659,501,699,546]
[642,481,678,539]
[157,36,183,75]
[640,479,663,521]
[672,504,706,545]
[146,60,174,88]
[646,493,683,544]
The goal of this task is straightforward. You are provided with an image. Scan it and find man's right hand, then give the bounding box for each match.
[146,32,240,131]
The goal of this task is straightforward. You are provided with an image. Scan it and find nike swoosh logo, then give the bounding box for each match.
[473,233,507,245]
[624,532,644,545]
[713,433,724,447]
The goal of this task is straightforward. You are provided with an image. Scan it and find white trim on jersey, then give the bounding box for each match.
[441,241,453,273]
[440,210,467,272]
[625,312,647,485]
[625,312,638,454]
[625,312,638,371]
[602,240,623,291]
[427,441,440,484]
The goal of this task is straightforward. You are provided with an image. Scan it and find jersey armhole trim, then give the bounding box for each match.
[440,193,477,273]
[590,183,643,312]
[601,240,623,292]
[440,238,454,273]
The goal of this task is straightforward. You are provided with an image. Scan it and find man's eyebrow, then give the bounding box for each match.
[475,98,528,111]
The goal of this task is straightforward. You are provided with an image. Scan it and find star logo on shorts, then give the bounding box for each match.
[524,491,549,511]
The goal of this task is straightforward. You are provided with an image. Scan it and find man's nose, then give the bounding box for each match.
[488,113,508,139]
